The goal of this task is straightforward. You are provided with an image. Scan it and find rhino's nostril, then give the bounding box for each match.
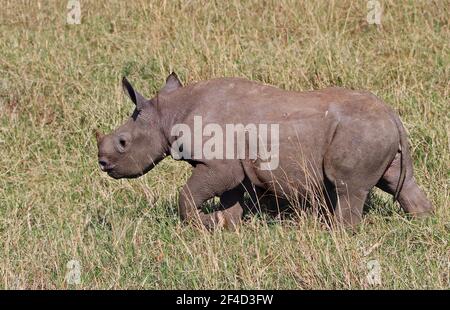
[98,160,108,171]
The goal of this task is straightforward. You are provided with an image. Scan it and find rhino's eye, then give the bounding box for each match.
[116,133,131,153]
[119,138,127,148]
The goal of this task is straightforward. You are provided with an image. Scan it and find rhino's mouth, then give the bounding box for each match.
[105,168,141,180]
[101,165,120,179]
[106,169,120,179]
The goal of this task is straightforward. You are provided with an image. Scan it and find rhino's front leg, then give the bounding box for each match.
[178,162,245,230]
[219,186,245,231]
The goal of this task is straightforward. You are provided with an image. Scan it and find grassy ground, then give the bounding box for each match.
[0,0,449,289]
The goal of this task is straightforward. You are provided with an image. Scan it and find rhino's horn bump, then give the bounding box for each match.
[94,129,103,143]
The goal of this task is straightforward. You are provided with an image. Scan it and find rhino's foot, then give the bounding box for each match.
[189,211,226,231]
[397,179,434,217]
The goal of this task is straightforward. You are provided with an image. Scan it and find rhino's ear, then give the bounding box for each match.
[122,77,147,110]
[160,72,182,94]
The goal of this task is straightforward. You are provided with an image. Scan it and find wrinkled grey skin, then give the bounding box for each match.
[96,73,433,229]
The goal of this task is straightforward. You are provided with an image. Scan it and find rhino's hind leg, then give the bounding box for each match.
[377,152,433,216]
[323,170,372,227]
[328,183,368,227]
[323,119,396,227]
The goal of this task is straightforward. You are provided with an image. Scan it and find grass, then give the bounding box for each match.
[0,0,449,289]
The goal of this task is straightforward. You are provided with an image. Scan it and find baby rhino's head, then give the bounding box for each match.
[96,73,182,179]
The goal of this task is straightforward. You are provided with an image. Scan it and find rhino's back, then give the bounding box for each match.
[176,77,391,125]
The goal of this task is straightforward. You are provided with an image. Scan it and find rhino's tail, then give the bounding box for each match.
[391,113,408,201]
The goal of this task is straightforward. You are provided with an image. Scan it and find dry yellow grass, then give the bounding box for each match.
[0,0,449,289]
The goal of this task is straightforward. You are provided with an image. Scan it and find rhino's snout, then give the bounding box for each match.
[98,157,115,172]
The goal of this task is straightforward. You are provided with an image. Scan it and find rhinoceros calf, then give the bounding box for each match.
[96,73,433,228]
